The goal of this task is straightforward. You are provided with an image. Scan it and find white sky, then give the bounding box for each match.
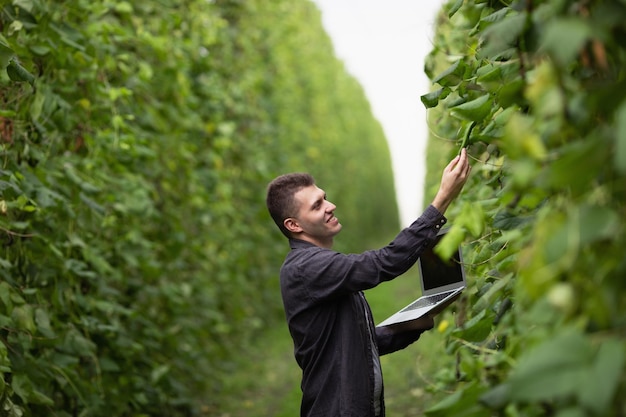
[311,0,444,226]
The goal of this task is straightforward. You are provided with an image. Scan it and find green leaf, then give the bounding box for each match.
[421,87,451,109]
[575,205,619,245]
[435,224,465,261]
[12,374,54,406]
[473,274,513,312]
[496,77,524,107]
[427,389,463,416]
[479,11,527,59]
[447,0,464,18]
[0,314,11,328]
[29,44,51,56]
[114,2,134,14]
[2,4,38,28]
[151,364,170,383]
[79,192,106,214]
[542,18,592,66]
[479,383,510,409]
[457,201,484,237]
[493,106,516,126]
[432,59,466,87]
[0,282,14,310]
[11,304,36,333]
[7,58,35,85]
[452,309,493,342]
[35,308,56,338]
[476,64,501,83]
[450,94,492,121]
[63,163,101,193]
[578,340,624,414]
[478,8,510,27]
[50,352,80,367]
[0,36,14,68]
[426,382,489,417]
[508,329,592,402]
[29,87,45,121]
[49,22,86,52]
[492,210,531,231]
[63,328,97,355]
[545,136,610,195]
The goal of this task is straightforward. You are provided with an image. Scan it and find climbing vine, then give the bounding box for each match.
[421,0,626,415]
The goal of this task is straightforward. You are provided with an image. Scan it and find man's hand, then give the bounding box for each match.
[375,316,435,354]
[432,148,471,214]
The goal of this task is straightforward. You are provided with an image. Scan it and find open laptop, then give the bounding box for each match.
[377,228,466,330]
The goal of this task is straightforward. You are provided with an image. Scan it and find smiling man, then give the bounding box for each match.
[266,149,470,417]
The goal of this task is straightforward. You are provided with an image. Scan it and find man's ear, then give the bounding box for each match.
[284,218,302,234]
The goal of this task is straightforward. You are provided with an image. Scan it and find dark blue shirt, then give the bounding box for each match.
[280,205,447,417]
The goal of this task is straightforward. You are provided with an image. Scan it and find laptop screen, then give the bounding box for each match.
[419,246,464,291]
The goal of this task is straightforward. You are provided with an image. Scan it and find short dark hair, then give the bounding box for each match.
[266,173,315,238]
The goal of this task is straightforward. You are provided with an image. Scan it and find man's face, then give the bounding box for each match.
[287,185,342,248]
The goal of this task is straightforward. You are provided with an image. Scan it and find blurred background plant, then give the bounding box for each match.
[0,0,397,415]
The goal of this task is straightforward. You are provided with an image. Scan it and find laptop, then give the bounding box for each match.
[377,228,466,330]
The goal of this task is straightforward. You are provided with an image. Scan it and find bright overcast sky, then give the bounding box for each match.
[311,0,444,226]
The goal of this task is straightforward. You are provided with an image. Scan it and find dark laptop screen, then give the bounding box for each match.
[419,246,464,291]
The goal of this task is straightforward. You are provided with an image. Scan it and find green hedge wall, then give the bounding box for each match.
[421,0,626,415]
[0,0,399,415]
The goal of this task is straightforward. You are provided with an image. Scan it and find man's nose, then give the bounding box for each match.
[325,201,336,211]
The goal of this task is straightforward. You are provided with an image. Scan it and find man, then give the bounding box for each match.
[266,149,471,417]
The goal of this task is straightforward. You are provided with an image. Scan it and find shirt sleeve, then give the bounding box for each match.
[290,205,447,303]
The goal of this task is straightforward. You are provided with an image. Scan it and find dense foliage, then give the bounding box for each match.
[0,0,399,415]
[422,0,625,416]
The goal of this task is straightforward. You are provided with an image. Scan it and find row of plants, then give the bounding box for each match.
[0,0,399,415]
[421,0,625,415]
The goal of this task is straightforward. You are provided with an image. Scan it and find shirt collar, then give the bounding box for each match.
[288,238,318,250]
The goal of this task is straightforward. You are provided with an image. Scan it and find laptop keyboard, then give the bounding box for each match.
[400,291,454,312]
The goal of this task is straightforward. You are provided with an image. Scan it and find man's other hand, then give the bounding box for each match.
[432,148,471,214]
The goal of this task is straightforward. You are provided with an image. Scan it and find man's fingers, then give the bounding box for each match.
[449,148,468,174]
[445,155,461,171]
[458,151,469,175]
